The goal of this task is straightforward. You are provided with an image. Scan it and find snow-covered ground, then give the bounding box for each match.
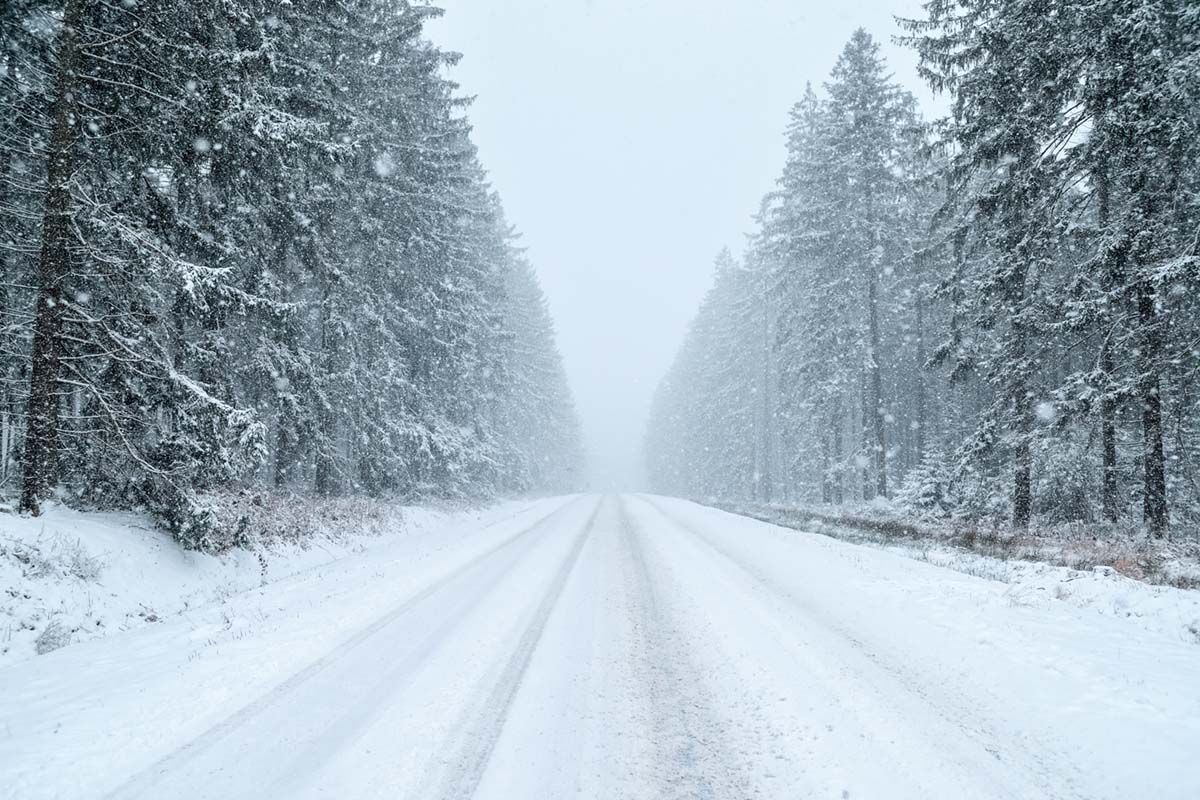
[718,501,1200,646]
[0,498,543,669]
[2,494,1198,799]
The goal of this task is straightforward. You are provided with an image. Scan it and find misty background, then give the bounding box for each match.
[429,0,937,489]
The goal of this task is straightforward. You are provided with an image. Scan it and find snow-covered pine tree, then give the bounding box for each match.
[648,32,939,509]
[12,0,269,540]
[494,241,584,495]
[753,35,934,507]
[3,0,583,543]
[0,0,54,490]
[645,249,760,500]
[902,0,1200,533]
[764,84,850,504]
[819,30,922,502]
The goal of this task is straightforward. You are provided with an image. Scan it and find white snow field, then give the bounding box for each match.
[2,494,1198,800]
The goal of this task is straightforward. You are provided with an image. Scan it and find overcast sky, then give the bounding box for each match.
[427,0,937,490]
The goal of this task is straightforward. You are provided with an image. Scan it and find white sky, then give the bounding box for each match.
[427,0,938,489]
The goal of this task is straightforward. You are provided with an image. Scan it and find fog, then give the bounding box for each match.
[429,0,936,489]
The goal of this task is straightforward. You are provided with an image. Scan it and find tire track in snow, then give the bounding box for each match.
[424,496,602,800]
[636,495,1089,800]
[104,496,582,800]
[616,496,759,800]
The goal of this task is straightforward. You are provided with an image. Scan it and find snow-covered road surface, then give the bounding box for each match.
[3,495,1198,799]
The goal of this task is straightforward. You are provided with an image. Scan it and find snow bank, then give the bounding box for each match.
[914,546,1200,645]
[709,500,1200,646]
[0,496,574,800]
[0,499,516,668]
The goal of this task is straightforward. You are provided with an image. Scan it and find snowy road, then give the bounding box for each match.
[3,495,1198,799]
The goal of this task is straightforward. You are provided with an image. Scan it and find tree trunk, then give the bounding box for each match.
[820,435,832,504]
[0,115,12,487]
[868,270,887,498]
[1100,339,1119,521]
[1012,327,1033,529]
[20,0,82,515]
[1012,413,1033,528]
[759,290,772,503]
[1137,283,1167,535]
[274,419,294,488]
[860,371,871,502]
[914,289,927,465]
[1096,160,1120,522]
[314,268,338,496]
[831,395,844,505]
[314,402,337,497]
[1005,158,1034,531]
[271,237,296,490]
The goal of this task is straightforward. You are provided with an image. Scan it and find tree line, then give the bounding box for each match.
[646,5,1200,536]
[1,0,583,546]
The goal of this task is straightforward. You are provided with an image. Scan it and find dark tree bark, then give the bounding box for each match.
[1005,160,1034,531]
[1010,276,1033,529]
[270,237,299,490]
[314,270,338,497]
[20,0,82,515]
[1137,282,1167,535]
[274,408,299,489]
[1010,307,1033,529]
[1100,339,1119,521]
[1095,160,1121,522]
[0,100,18,485]
[1012,416,1033,528]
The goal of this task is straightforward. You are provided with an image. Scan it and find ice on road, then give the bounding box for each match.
[3,495,1198,799]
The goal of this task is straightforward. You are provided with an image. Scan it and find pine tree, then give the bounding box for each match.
[903,0,1200,533]
[4,0,584,543]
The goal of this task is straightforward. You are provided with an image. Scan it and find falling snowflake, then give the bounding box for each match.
[373,152,396,177]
